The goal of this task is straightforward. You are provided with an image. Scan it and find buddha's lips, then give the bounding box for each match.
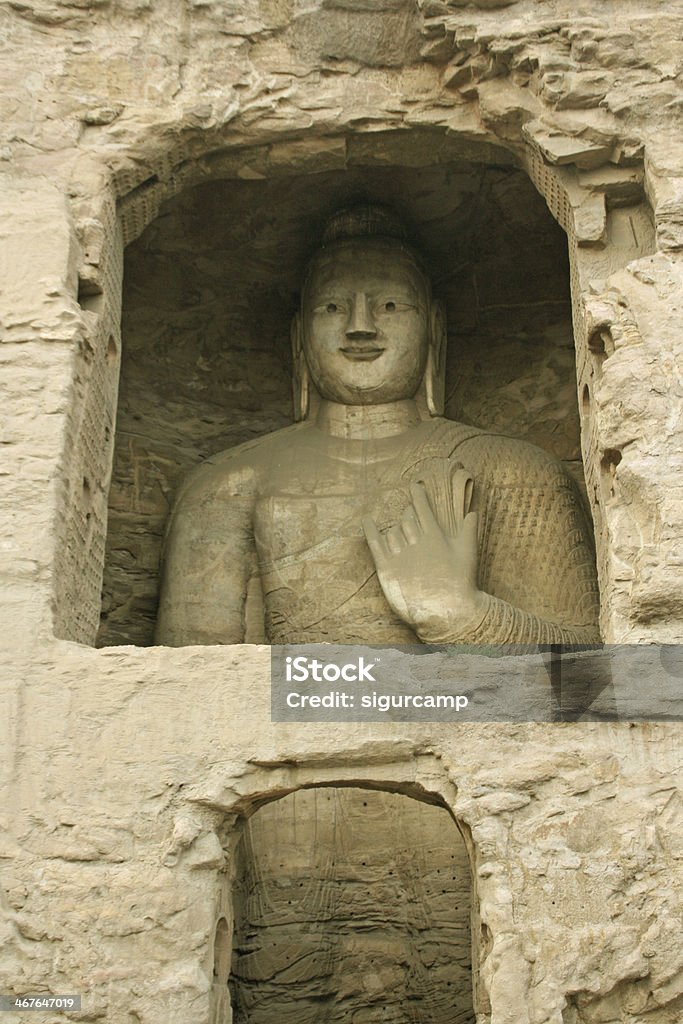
[339,346,385,360]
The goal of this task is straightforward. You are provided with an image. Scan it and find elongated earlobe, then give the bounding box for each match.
[424,299,447,417]
[291,311,310,422]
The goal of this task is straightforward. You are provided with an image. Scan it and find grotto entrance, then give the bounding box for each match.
[224,786,474,1024]
[97,134,584,647]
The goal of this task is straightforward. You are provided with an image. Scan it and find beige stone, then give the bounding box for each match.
[0,1,682,1023]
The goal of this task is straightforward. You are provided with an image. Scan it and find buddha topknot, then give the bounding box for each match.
[321,204,408,245]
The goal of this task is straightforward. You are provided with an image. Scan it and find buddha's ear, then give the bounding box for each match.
[291,311,310,422]
[424,297,447,417]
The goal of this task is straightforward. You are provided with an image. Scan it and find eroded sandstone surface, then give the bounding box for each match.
[1,2,682,1022]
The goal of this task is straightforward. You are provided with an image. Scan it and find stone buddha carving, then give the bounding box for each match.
[155,205,600,647]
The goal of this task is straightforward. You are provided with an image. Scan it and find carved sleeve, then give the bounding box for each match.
[423,437,601,646]
[154,466,257,647]
[441,591,600,646]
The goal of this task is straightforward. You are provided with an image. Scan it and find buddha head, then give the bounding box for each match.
[292,205,446,420]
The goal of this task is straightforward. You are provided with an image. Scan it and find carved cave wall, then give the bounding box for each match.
[1,2,683,1024]
[4,0,674,649]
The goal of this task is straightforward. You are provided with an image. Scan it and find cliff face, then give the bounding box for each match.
[0,3,682,1023]
[2,0,682,644]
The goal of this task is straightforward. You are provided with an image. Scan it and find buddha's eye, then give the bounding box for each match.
[326,302,339,314]
[384,301,396,312]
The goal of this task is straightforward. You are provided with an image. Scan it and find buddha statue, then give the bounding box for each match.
[155,205,600,648]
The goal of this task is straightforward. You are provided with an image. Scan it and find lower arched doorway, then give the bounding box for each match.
[227,787,473,1023]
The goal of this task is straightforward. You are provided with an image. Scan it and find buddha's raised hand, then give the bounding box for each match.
[362,475,487,642]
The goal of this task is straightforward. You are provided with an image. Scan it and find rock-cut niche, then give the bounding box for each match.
[98,152,588,646]
[220,788,474,1024]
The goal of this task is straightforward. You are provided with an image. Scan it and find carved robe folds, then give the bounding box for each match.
[156,418,599,647]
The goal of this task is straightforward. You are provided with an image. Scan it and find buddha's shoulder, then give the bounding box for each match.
[437,420,572,486]
[172,423,308,505]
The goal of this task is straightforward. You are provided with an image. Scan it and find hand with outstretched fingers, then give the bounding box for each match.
[362,472,487,642]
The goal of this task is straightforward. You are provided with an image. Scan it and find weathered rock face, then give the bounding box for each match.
[2,0,678,645]
[1,2,683,1024]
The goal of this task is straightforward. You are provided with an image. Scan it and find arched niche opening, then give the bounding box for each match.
[221,786,475,1024]
[97,134,586,646]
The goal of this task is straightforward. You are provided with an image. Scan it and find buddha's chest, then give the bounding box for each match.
[252,487,420,643]
[253,487,408,570]
[251,422,484,576]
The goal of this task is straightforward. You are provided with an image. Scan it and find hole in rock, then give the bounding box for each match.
[106,335,118,363]
[600,448,622,499]
[588,326,614,376]
[77,276,104,314]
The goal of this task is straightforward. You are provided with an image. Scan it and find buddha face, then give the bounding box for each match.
[302,240,431,406]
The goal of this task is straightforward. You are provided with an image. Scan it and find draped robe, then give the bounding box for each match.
[156,418,600,647]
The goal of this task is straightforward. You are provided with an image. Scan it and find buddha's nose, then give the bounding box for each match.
[346,293,377,340]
